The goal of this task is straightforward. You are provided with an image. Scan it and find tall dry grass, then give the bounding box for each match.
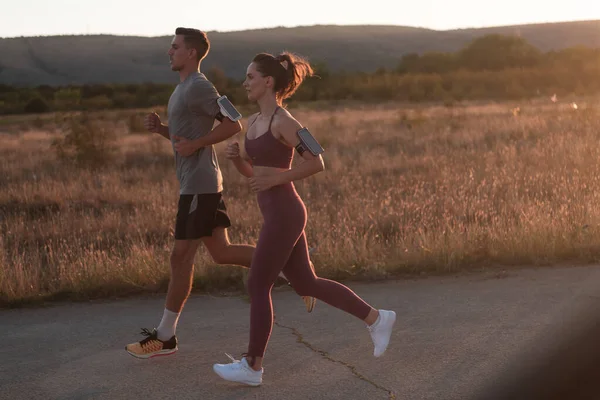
[1,99,600,306]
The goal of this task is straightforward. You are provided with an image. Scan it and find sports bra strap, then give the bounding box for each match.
[248,114,258,128]
[268,107,280,131]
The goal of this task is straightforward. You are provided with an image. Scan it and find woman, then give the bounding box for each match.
[213,52,396,386]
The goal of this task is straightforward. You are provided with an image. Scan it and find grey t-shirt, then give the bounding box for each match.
[167,72,223,195]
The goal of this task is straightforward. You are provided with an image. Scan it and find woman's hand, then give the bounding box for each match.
[225,142,241,159]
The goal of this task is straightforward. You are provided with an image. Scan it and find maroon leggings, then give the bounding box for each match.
[246,183,372,358]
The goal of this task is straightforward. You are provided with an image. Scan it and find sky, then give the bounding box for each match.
[1,0,599,38]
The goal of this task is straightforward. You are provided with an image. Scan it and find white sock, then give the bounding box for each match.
[157,309,180,341]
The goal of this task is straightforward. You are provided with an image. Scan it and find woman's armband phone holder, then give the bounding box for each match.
[295,127,324,156]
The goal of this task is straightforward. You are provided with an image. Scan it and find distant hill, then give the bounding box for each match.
[1,20,599,87]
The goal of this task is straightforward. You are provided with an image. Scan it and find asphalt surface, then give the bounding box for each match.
[2,265,599,400]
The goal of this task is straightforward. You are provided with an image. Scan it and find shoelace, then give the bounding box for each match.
[138,328,160,350]
[224,352,257,368]
[224,353,241,364]
[140,328,156,338]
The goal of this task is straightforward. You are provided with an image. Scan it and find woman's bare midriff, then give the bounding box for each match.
[251,165,288,177]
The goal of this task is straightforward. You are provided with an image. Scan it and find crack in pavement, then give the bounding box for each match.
[275,320,396,400]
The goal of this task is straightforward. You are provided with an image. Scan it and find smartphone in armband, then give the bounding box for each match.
[295,127,324,156]
[216,95,242,122]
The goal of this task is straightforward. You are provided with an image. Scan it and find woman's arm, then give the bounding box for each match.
[248,114,324,192]
[232,152,254,178]
[225,141,254,178]
[272,115,325,185]
[225,114,258,178]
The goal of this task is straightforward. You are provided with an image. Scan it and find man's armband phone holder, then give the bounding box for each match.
[216,95,242,122]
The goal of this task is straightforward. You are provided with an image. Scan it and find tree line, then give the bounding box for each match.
[2,34,600,115]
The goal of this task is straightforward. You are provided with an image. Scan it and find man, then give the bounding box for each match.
[125,28,315,359]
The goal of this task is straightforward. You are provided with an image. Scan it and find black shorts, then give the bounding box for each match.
[174,193,231,240]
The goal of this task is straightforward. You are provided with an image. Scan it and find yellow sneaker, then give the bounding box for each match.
[303,261,318,313]
[302,296,317,313]
[125,328,178,359]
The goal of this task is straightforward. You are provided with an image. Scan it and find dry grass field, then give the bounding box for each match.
[2,98,600,306]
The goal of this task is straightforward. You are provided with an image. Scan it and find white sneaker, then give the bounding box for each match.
[368,309,396,357]
[213,354,263,386]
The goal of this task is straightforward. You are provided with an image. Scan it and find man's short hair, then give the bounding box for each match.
[175,27,210,62]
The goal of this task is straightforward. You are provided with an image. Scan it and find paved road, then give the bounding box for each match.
[2,265,599,400]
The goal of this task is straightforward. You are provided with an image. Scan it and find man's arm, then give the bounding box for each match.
[173,118,242,156]
[144,112,170,140]
[177,79,243,150]
[157,124,170,140]
[194,118,242,148]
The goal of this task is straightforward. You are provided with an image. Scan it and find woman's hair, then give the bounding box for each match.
[252,52,313,101]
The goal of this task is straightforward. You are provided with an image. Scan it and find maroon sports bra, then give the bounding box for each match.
[244,107,293,169]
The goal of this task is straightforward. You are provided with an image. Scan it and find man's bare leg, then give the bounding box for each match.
[202,227,317,312]
[201,227,253,267]
[164,239,202,313]
[125,239,201,358]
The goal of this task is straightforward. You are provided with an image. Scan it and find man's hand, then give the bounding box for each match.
[225,142,241,159]
[144,112,162,133]
[173,135,200,157]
